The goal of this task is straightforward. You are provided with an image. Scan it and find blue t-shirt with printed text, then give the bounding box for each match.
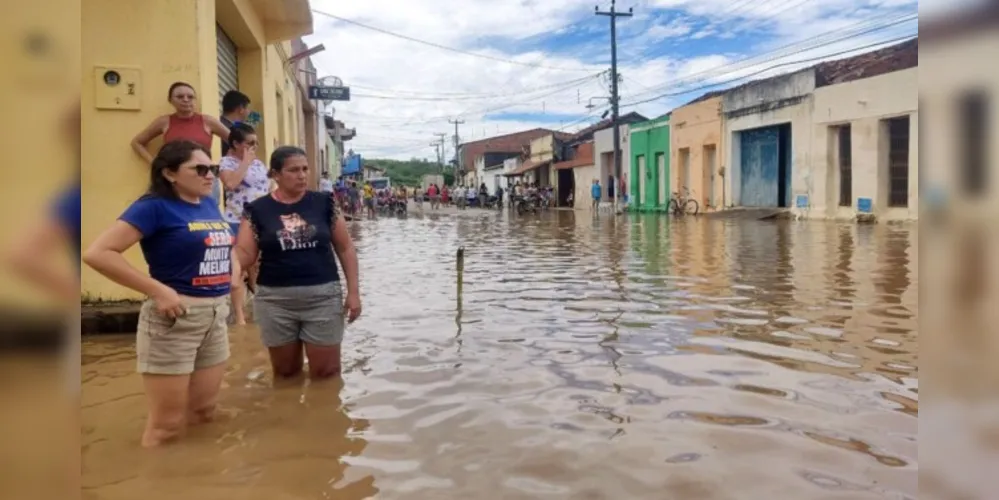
[119,195,233,297]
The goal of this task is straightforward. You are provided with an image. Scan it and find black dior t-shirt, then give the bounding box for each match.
[244,191,340,287]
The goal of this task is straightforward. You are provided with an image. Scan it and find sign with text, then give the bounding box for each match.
[308,85,350,101]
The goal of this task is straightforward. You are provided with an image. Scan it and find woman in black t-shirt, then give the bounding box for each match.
[233,146,361,379]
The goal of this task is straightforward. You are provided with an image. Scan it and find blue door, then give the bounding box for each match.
[739,127,780,207]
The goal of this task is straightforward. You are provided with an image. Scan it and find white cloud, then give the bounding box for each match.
[646,18,694,40]
[304,0,917,160]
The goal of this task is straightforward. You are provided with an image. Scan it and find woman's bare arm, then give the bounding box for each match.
[130,116,167,164]
[205,115,231,143]
[331,214,359,296]
[233,218,259,269]
[219,153,256,190]
[82,221,171,298]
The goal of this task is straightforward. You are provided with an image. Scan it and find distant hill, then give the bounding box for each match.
[366,158,454,186]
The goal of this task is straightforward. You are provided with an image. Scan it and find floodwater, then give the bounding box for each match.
[82,211,918,500]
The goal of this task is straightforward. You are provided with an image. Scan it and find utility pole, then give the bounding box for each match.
[434,132,448,173]
[449,119,464,183]
[596,0,632,213]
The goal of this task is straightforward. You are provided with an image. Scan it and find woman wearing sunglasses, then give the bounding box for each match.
[234,146,362,380]
[83,140,233,448]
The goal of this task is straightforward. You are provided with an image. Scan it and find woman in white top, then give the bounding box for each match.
[219,123,270,325]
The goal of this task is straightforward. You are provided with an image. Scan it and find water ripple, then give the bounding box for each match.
[82,212,917,499]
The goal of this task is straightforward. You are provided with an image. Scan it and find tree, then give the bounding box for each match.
[365,158,441,186]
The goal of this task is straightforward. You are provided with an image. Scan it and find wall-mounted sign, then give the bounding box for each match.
[857,197,873,213]
[308,85,350,101]
[795,194,809,209]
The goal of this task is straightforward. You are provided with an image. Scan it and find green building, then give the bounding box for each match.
[628,114,671,212]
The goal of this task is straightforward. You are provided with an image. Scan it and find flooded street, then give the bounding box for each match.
[82,212,918,500]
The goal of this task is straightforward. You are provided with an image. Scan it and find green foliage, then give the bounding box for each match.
[365,157,445,187]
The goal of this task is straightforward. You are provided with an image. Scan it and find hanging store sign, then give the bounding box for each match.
[308,85,350,101]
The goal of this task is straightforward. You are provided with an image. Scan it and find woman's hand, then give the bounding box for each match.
[151,285,186,318]
[343,293,362,323]
[240,144,257,165]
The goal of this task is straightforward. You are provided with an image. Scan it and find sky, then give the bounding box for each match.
[304,0,920,161]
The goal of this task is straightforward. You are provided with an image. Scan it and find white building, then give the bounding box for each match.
[809,67,918,221]
[593,124,632,202]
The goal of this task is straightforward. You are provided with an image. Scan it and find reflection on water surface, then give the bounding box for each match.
[83,212,917,500]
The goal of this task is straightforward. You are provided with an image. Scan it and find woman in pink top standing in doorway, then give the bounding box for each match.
[131,82,231,201]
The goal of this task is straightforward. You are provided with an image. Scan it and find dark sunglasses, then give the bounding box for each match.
[190,164,220,177]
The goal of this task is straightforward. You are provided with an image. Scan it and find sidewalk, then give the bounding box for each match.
[81,301,141,335]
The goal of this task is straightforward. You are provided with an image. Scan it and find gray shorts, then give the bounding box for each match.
[254,281,345,348]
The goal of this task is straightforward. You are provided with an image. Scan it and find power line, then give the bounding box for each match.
[337,72,605,126]
[623,12,916,101]
[347,72,604,101]
[348,74,603,98]
[312,9,595,72]
[620,33,916,109]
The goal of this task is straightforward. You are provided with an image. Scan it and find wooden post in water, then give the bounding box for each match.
[455,246,465,331]
[456,246,465,300]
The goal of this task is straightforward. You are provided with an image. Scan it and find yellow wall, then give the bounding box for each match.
[670,96,725,211]
[81,0,309,301]
[0,0,81,310]
[528,134,555,185]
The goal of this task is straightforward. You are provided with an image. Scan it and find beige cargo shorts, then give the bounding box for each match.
[136,296,230,375]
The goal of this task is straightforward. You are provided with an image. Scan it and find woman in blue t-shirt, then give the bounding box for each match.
[233,146,361,380]
[83,140,234,448]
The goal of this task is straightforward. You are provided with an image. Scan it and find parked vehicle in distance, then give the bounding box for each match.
[368,177,391,191]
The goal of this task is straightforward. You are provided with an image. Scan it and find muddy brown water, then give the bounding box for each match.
[82,212,918,500]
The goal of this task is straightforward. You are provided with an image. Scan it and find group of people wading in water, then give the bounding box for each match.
[83,81,362,447]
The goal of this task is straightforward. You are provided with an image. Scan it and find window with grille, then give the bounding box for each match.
[959,90,987,197]
[887,116,910,207]
[837,125,852,206]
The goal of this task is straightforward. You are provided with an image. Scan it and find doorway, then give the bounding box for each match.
[637,154,647,206]
[557,168,574,206]
[738,123,792,207]
[703,145,716,208]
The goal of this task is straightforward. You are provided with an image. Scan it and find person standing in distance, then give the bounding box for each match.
[591,179,602,212]
[319,172,334,193]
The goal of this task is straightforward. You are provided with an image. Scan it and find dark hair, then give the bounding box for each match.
[147,140,210,198]
[167,82,195,101]
[228,123,256,148]
[221,90,251,113]
[270,145,307,172]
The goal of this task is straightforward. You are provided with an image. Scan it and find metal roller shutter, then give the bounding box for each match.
[216,24,239,108]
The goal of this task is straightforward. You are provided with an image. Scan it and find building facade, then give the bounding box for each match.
[722,69,814,210]
[670,94,726,211]
[290,38,320,189]
[594,124,633,203]
[809,67,918,220]
[549,141,595,209]
[458,128,567,174]
[629,115,671,211]
[81,0,312,301]
[526,134,557,187]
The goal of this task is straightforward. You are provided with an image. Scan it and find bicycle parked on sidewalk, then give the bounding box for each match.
[668,187,699,216]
